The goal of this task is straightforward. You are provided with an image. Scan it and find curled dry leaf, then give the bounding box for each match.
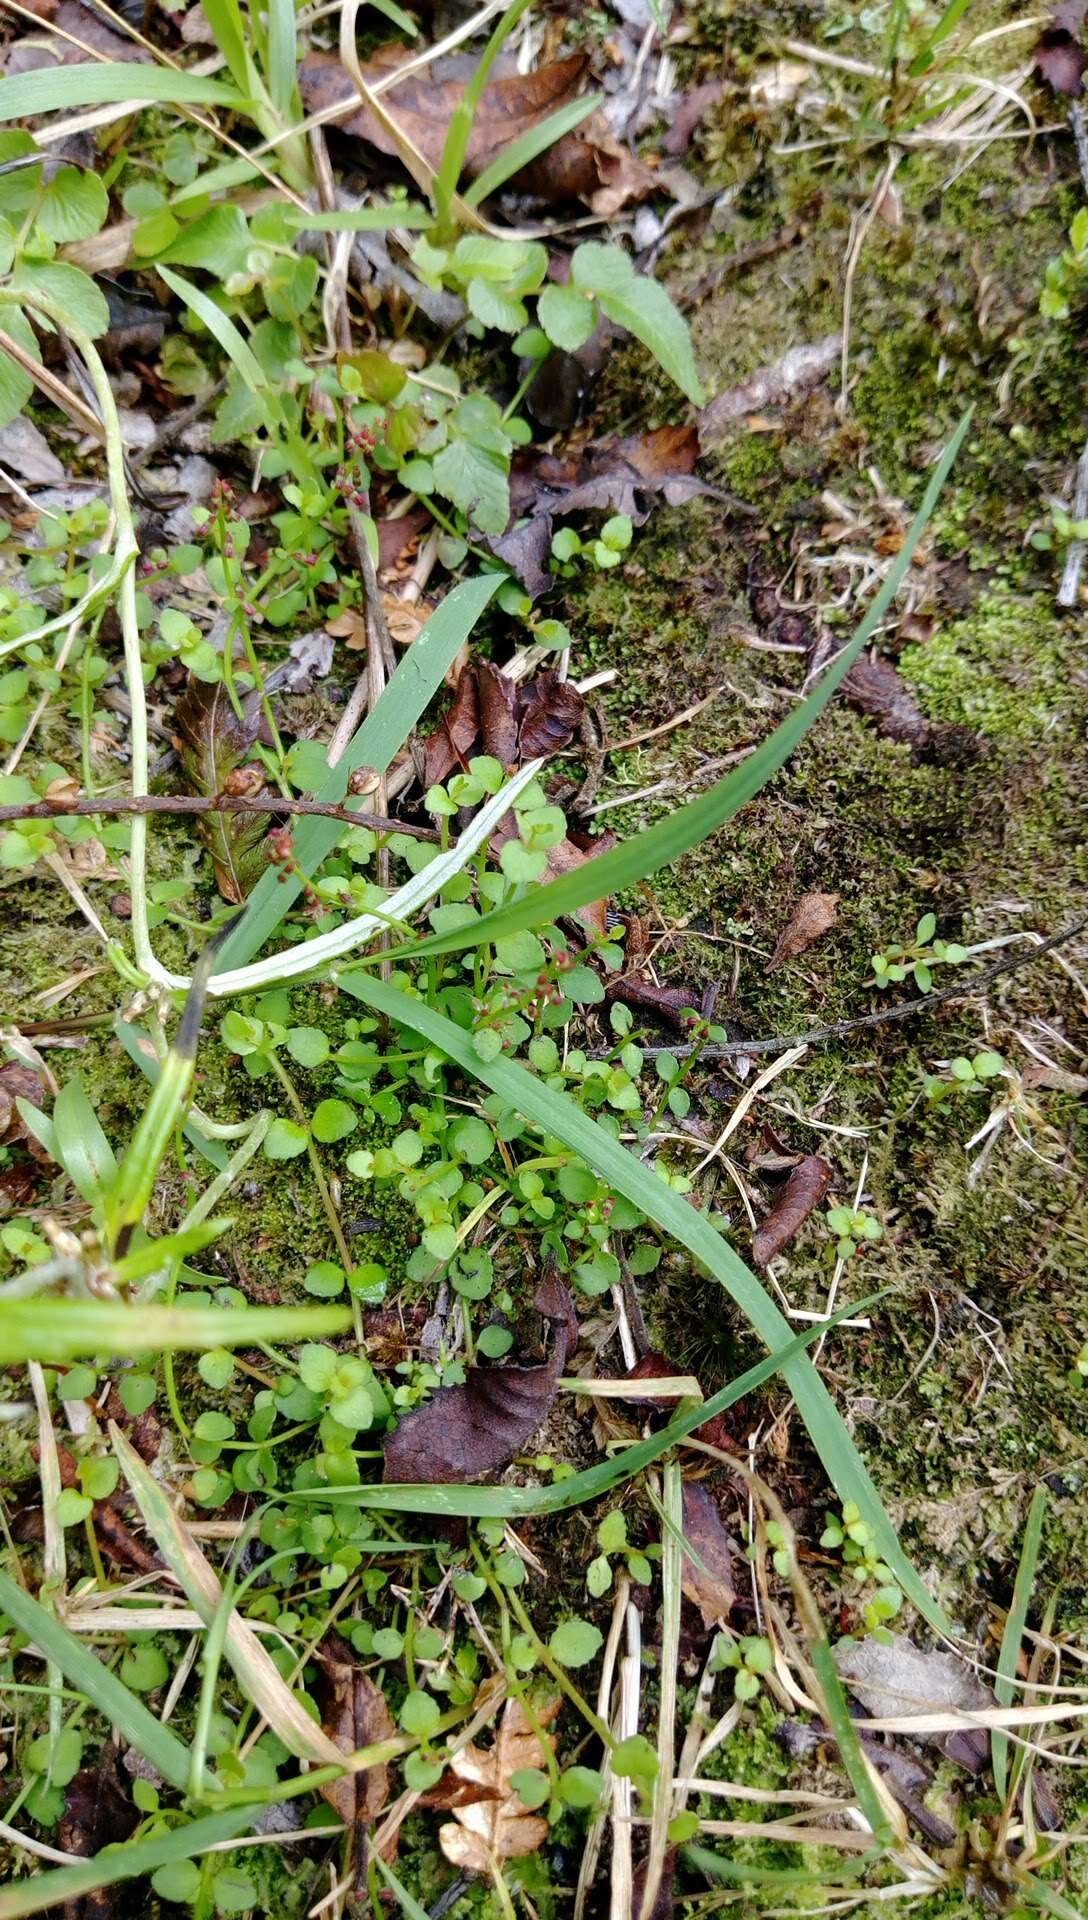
[833,1633,993,1772]
[680,1481,737,1627]
[518,672,585,761]
[698,335,841,444]
[510,423,706,524]
[313,1628,395,1831]
[422,664,585,785]
[0,1061,45,1145]
[1035,1,1087,92]
[751,1154,833,1267]
[383,1275,575,1483]
[623,1352,738,1456]
[438,1696,560,1875]
[422,667,481,787]
[173,679,272,903]
[537,828,615,941]
[476,661,520,769]
[768,892,839,971]
[842,655,932,750]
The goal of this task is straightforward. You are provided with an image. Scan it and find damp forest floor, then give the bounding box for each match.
[1,3,1088,1919]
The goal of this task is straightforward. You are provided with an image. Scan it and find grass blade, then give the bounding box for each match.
[464,93,604,207]
[265,0,299,117]
[213,572,501,977]
[286,1298,881,1518]
[383,410,972,966]
[286,203,431,232]
[111,1428,348,1770]
[0,1570,201,1794]
[335,970,949,1632]
[993,1484,1047,1802]
[0,1300,350,1364]
[114,1019,228,1170]
[809,1640,893,1848]
[157,268,284,441]
[0,1807,255,1919]
[0,66,243,120]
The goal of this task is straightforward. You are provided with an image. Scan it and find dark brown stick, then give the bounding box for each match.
[0,793,440,840]
[629,916,1088,1062]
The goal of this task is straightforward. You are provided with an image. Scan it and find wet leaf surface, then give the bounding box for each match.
[383,1276,574,1483]
[313,1628,394,1829]
[173,679,272,903]
[768,892,840,971]
[752,1155,833,1267]
[680,1480,737,1626]
[437,1696,560,1874]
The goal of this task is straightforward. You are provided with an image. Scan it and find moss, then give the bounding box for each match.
[899,592,1077,739]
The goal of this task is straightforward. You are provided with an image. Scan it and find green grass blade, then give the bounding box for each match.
[371,1854,431,1920]
[993,1484,1047,1802]
[265,0,299,116]
[809,1639,893,1847]
[286,204,431,232]
[0,1300,350,1364]
[683,1845,867,1890]
[197,0,251,93]
[286,1297,882,1518]
[383,409,972,966]
[213,572,501,977]
[0,66,243,121]
[0,1807,255,1919]
[157,268,284,440]
[1018,1873,1088,1920]
[464,94,604,207]
[114,1019,228,1170]
[0,1570,201,1794]
[435,0,534,212]
[335,971,949,1633]
[908,0,976,73]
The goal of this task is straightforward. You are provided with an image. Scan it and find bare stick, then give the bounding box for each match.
[0,792,439,840]
[626,915,1088,1062]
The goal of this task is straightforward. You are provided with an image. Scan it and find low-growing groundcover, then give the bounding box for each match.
[0,0,1086,1917]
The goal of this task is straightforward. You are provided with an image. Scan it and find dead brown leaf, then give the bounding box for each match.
[663,79,725,155]
[0,1062,45,1146]
[438,1696,560,1874]
[313,1629,395,1830]
[842,656,931,750]
[518,672,585,761]
[422,668,481,787]
[538,830,615,940]
[4,0,147,73]
[751,1154,833,1267]
[173,679,272,903]
[510,423,706,524]
[768,892,839,971]
[1035,2,1087,91]
[623,1352,738,1456]
[680,1482,736,1627]
[383,1275,574,1483]
[422,664,585,784]
[476,661,520,768]
[58,1748,138,1918]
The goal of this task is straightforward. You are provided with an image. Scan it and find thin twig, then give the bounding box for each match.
[0,793,439,839]
[628,916,1088,1061]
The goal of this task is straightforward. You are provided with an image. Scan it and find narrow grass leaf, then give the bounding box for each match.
[336,969,947,1629]
[0,1570,200,1794]
[809,1639,894,1848]
[0,1300,350,1364]
[384,410,971,965]
[682,1845,867,1890]
[112,1428,347,1770]
[114,1019,228,1169]
[1018,1875,1088,1920]
[214,572,501,976]
[372,1855,431,1920]
[0,1808,254,1919]
[464,94,604,207]
[265,0,298,116]
[993,1484,1047,1802]
[285,1298,881,1518]
[287,204,431,232]
[0,67,244,121]
[157,269,283,438]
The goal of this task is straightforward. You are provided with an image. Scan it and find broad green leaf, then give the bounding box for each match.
[571,240,703,403]
[0,303,38,431]
[212,573,501,976]
[155,204,251,277]
[158,266,281,435]
[12,260,108,338]
[433,433,509,532]
[538,282,596,352]
[35,165,107,244]
[336,971,951,1635]
[22,1075,118,1205]
[384,411,971,965]
[0,65,243,121]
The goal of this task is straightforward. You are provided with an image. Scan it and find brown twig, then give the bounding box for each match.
[1059,105,1088,610]
[0,793,440,840]
[627,916,1088,1061]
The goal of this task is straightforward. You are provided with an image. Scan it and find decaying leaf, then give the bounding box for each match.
[1035,1,1087,92]
[623,1352,738,1456]
[298,48,654,212]
[0,1061,45,1145]
[538,829,615,940]
[752,1155,833,1267]
[680,1481,736,1627]
[173,679,272,903]
[422,664,585,785]
[438,1696,560,1874]
[383,1274,574,1483]
[842,655,932,750]
[313,1629,395,1829]
[58,1747,138,1918]
[768,893,839,971]
[833,1633,993,1772]
[510,423,707,524]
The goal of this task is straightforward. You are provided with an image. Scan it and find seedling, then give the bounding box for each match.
[585,1506,655,1596]
[820,1502,903,1634]
[825,1204,883,1261]
[872,914,969,992]
[551,514,634,576]
[709,1632,775,1701]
